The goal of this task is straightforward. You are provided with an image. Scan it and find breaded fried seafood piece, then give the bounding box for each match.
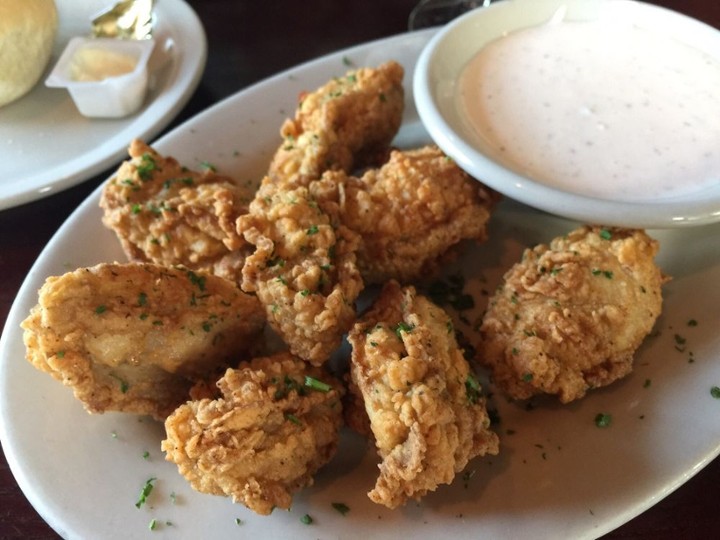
[238,178,363,365]
[21,263,265,419]
[315,145,498,284]
[479,226,666,403]
[347,281,499,509]
[162,352,344,515]
[100,140,254,283]
[269,61,404,185]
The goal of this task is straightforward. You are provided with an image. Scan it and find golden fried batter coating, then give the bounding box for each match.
[348,281,499,509]
[268,61,404,186]
[238,178,363,365]
[100,140,254,283]
[21,263,265,419]
[315,145,498,284]
[162,353,344,515]
[479,226,666,403]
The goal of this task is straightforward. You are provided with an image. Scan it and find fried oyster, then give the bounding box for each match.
[315,145,499,284]
[479,226,667,403]
[238,178,363,365]
[162,352,344,515]
[100,139,254,283]
[268,61,405,186]
[347,281,499,509]
[21,262,265,419]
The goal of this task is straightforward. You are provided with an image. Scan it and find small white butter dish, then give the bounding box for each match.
[45,36,155,118]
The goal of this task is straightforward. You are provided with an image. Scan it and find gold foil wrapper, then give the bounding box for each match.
[92,0,155,40]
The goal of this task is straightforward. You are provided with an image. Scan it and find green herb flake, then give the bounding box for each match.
[143,451,150,460]
[305,376,331,393]
[137,292,147,306]
[599,229,612,240]
[394,321,415,338]
[522,373,533,382]
[235,518,243,526]
[306,224,319,235]
[186,270,206,292]
[300,514,314,525]
[200,161,217,172]
[135,477,157,508]
[286,413,302,425]
[110,374,129,394]
[149,518,157,531]
[136,153,157,181]
[711,386,720,399]
[594,413,612,428]
[56,350,66,358]
[300,289,310,297]
[465,374,481,405]
[95,305,107,315]
[331,502,350,516]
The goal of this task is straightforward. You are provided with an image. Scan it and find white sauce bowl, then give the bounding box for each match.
[413,0,720,228]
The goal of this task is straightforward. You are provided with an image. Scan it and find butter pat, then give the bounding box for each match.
[45,37,155,118]
[0,0,58,107]
[70,47,138,82]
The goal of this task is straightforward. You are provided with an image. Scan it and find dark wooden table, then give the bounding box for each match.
[1,1,718,538]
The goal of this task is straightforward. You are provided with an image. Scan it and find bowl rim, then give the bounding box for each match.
[413,0,720,228]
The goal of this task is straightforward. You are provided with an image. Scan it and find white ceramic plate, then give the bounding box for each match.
[2,29,720,540]
[0,0,206,211]
[414,0,720,228]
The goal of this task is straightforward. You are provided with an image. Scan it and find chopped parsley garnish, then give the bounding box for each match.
[599,229,612,240]
[306,224,319,235]
[135,477,157,508]
[137,153,157,181]
[199,161,217,172]
[286,413,302,425]
[95,305,107,314]
[331,502,350,516]
[110,374,129,393]
[591,269,614,279]
[143,451,150,460]
[465,374,481,405]
[594,413,612,428]
[300,514,314,525]
[235,518,243,526]
[711,386,720,399]
[186,270,206,292]
[305,376,331,393]
[56,350,65,358]
[521,373,533,382]
[137,292,147,306]
[149,518,157,531]
[273,375,306,400]
[394,321,415,338]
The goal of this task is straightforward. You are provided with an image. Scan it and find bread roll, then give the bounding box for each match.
[0,0,58,107]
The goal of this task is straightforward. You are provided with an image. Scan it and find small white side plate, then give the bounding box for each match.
[0,0,206,210]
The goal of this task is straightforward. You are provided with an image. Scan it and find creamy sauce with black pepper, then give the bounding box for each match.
[459,20,720,201]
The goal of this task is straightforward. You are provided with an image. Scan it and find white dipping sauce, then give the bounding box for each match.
[459,20,720,201]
